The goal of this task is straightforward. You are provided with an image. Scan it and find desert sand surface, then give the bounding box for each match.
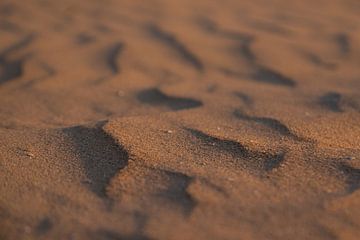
[1,0,360,239]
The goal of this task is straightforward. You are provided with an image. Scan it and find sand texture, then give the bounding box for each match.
[1,0,360,239]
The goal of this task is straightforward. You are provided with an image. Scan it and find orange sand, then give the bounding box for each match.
[1,0,360,239]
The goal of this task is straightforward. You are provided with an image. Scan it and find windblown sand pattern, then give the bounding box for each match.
[1,0,360,239]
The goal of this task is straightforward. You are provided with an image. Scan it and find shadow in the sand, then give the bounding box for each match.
[232,40,257,63]
[251,66,296,87]
[75,32,96,45]
[63,125,129,199]
[0,58,25,84]
[105,42,124,74]
[114,165,197,217]
[186,128,286,174]
[0,19,21,33]
[233,92,253,106]
[0,34,35,84]
[234,110,303,140]
[319,92,343,112]
[137,88,203,111]
[147,24,204,72]
[318,92,360,113]
[334,33,350,55]
[299,50,337,70]
[35,217,53,236]
[338,163,360,194]
[154,169,196,217]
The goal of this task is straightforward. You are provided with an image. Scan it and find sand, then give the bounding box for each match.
[1,0,360,239]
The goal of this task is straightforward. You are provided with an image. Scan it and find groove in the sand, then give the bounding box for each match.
[251,21,292,36]
[137,88,203,111]
[0,34,35,84]
[63,126,129,199]
[75,32,95,45]
[0,58,25,84]
[228,32,256,64]
[233,40,257,63]
[0,20,22,33]
[263,152,286,172]
[300,51,337,70]
[35,217,53,236]
[147,24,204,71]
[233,92,253,106]
[319,92,343,112]
[0,33,35,57]
[334,33,350,55]
[117,165,197,217]
[234,110,302,140]
[252,66,296,87]
[187,128,286,174]
[186,128,248,157]
[156,169,196,217]
[338,163,360,194]
[198,17,253,42]
[105,42,124,74]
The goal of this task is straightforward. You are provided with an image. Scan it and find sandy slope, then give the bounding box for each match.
[1,0,360,239]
